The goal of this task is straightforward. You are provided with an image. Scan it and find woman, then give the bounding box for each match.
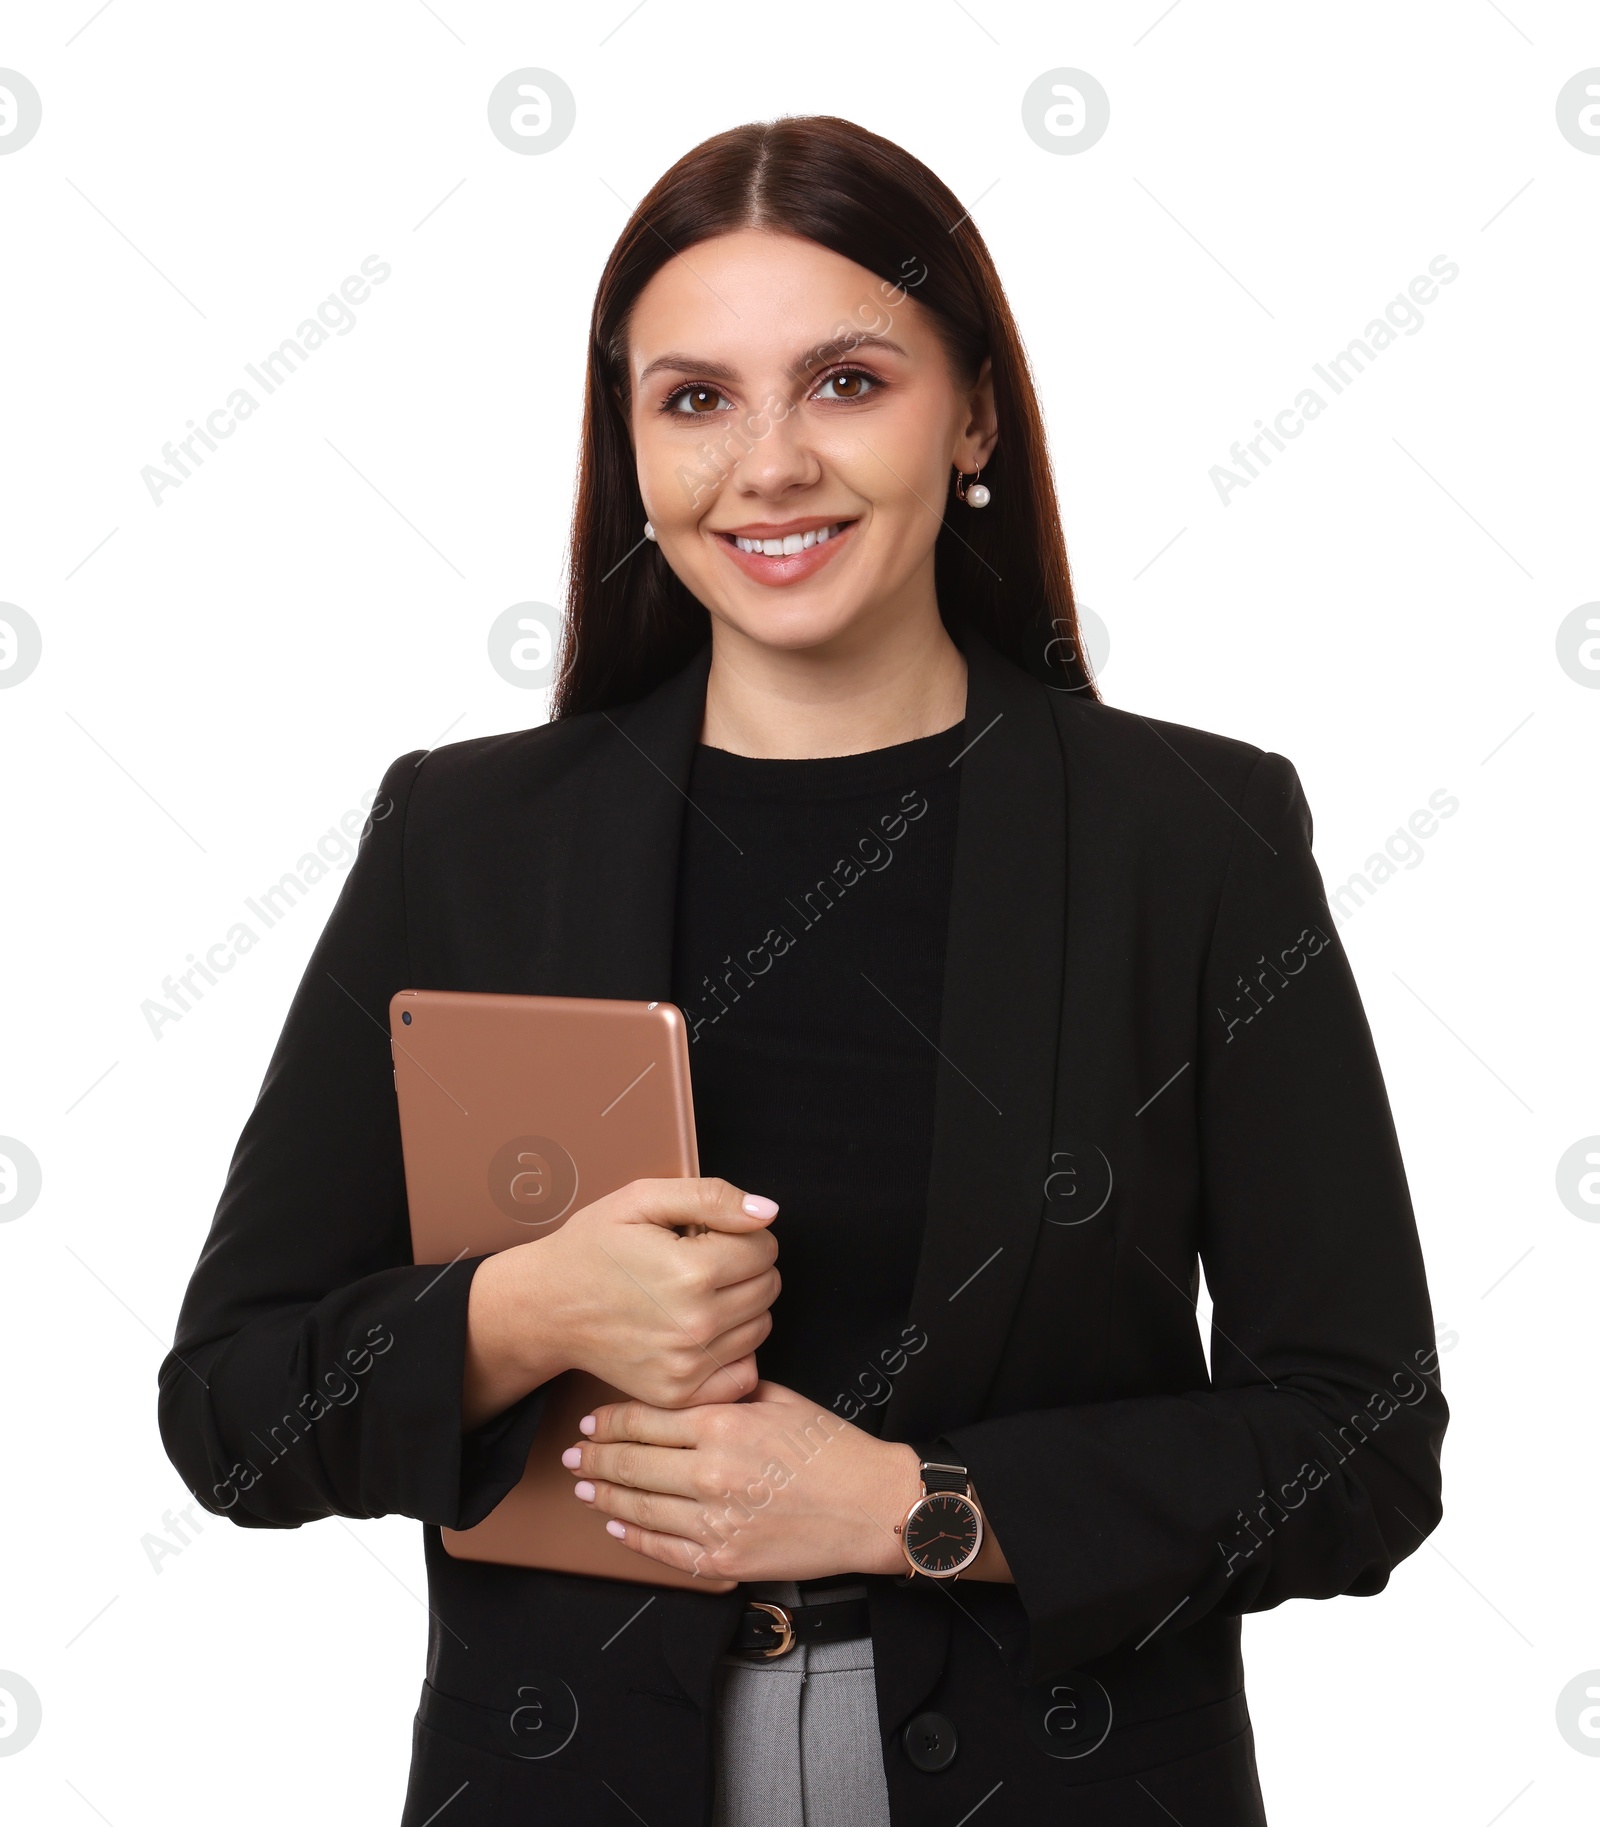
[159,117,1447,1825]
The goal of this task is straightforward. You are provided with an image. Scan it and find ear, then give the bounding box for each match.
[953,356,999,473]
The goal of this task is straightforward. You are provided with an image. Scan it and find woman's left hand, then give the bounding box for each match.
[561,1379,922,1583]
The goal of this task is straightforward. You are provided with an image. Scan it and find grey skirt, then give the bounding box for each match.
[711,1581,892,1827]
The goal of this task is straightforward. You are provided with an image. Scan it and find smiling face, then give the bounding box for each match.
[624,230,997,660]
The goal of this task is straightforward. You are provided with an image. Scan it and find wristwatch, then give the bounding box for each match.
[896,1455,984,1579]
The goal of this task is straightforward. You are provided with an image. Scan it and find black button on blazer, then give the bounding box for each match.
[158,620,1446,1825]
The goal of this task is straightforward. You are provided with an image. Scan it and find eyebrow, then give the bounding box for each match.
[635,333,909,388]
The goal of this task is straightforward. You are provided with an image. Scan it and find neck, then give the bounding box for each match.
[699,602,968,760]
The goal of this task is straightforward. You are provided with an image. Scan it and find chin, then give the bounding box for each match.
[712,590,876,655]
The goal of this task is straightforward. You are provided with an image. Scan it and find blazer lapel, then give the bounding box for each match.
[536,643,713,1000]
[879,627,1068,1441]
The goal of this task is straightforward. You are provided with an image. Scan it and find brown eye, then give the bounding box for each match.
[669,384,729,415]
[815,370,877,402]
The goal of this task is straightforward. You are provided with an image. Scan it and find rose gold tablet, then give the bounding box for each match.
[389,989,735,1593]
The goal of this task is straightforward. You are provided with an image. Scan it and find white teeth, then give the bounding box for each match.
[732,522,844,555]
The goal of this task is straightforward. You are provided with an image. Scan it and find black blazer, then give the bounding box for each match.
[159,623,1446,1825]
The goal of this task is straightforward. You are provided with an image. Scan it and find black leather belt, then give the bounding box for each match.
[728,1595,872,1659]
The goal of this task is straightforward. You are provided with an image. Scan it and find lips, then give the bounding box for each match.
[714,518,857,586]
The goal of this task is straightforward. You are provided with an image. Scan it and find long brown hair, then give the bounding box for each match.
[554,115,1094,718]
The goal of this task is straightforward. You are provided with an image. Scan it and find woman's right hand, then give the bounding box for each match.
[461,1178,781,1430]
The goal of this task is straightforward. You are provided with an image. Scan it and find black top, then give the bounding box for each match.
[669,721,966,1427]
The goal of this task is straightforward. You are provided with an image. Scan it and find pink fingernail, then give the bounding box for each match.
[574,1480,595,1501]
[561,1447,582,1470]
[742,1194,779,1218]
[579,1414,597,1436]
[606,1519,627,1538]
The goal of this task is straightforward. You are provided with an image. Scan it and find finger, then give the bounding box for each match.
[621,1177,780,1236]
[565,1439,699,1499]
[750,1379,805,1405]
[575,1478,713,1542]
[681,1350,759,1408]
[701,1265,781,1332]
[689,1318,770,1399]
[683,1232,781,1297]
[582,1396,706,1447]
[698,1306,773,1366]
[601,1516,721,1580]
[701,1315,770,1373]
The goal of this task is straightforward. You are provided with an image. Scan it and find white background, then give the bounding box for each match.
[2,2,1597,1821]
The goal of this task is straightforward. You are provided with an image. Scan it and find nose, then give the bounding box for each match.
[726,400,821,502]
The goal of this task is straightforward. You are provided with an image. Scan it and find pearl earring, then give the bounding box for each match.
[955,469,991,509]
[643,520,657,542]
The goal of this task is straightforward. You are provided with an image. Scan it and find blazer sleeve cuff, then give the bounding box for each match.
[198,1258,550,1530]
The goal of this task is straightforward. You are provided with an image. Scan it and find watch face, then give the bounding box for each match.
[904,1492,982,1575]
